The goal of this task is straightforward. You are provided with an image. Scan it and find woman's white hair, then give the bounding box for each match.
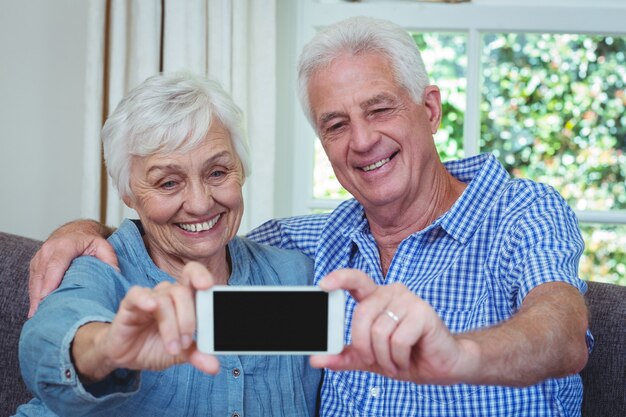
[297,16,430,130]
[102,72,250,199]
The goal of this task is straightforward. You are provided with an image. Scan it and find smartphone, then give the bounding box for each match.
[196,286,345,355]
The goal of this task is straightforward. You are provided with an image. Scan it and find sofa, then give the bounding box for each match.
[1,230,624,417]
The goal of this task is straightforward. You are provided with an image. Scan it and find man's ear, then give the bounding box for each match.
[422,85,442,134]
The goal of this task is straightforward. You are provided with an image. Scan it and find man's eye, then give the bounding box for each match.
[373,107,391,114]
[328,122,345,132]
[210,170,225,178]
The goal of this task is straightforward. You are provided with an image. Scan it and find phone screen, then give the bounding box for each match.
[213,291,328,352]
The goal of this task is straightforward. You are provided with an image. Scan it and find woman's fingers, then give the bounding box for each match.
[180,261,215,290]
[187,344,221,374]
[151,281,202,355]
[165,284,196,349]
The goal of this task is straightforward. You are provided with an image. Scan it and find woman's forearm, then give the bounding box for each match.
[71,322,118,384]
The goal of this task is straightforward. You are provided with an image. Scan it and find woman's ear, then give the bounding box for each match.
[422,85,442,134]
[122,194,133,209]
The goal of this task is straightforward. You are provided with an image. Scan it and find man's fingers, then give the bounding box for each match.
[40,258,72,295]
[318,268,377,302]
[369,311,403,375]
[93,242,120,271]
[28,250,71,317]
[27,234,119,318]
[310,345,370,371]
[28,252,44,316]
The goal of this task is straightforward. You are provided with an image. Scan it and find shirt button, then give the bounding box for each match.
[232,368,241,377]
[231,413,240,417]
[64,369,72,379]
[370,386,380,398]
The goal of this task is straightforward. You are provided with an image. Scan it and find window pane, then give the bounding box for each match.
[580,224,626,286]
[312,32,467,200]
[480,33,626,211]
[413,32,467,161]
[313,139,350,200]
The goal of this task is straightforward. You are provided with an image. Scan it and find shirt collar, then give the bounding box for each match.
[437,153,510,244]
[335,153,509,245]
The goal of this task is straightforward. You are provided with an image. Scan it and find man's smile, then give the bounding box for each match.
[360,151,398,172]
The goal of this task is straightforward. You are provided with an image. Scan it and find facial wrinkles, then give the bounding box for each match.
[311,54,427,207]
[125,130,244,278]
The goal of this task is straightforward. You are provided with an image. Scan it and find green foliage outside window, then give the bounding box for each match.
[480,33,626,212]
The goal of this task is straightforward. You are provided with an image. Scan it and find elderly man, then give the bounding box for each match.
[29,17,590,416]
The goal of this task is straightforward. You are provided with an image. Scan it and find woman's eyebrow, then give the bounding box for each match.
[146,164,182,176]
[201,150,233,169]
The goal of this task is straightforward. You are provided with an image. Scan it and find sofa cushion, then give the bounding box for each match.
[581,281,626,417]
[0,232,41,416]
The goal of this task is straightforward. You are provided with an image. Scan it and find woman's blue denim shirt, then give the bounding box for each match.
[15,219,321,417]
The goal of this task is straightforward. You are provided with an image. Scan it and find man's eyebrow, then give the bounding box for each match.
[361,93,397,109]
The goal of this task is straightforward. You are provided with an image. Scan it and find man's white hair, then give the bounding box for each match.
[297,16,430,130]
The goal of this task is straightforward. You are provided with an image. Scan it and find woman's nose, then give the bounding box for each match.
[183,182,212,214]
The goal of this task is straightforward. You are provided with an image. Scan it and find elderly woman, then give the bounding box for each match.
[15,73,321,417]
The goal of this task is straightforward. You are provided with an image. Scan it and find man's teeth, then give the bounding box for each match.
[178,215,220,233]
[362,157,391,172]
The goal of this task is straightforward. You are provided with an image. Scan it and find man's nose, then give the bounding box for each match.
[350,120,378,152]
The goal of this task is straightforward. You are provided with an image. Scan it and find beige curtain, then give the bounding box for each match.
[83,0,277,233]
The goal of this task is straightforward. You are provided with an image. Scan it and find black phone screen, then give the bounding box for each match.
[213,291,328,352]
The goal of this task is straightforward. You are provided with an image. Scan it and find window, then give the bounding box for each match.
[289,0,626,285]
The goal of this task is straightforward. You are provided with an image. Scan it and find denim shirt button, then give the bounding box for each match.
[232,368,241,378]
[64,369,71,379]
[231,412,240,417]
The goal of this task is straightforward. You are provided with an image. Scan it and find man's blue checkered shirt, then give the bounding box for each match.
[248,153,589,416]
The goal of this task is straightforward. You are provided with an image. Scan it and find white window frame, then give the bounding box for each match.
[287,0,626,226]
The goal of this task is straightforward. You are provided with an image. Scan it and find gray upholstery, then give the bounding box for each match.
[0,232,41,416]
[0,231,624,416]
[580,281,626,417]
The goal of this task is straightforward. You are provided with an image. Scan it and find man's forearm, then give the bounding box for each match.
[454,282,589,387]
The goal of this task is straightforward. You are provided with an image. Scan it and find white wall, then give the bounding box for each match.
[0,0,90,240]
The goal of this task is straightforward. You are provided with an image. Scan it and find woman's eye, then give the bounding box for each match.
[160,180,177,189]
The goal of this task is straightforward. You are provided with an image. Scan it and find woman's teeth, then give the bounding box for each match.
[178,215,221,233]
